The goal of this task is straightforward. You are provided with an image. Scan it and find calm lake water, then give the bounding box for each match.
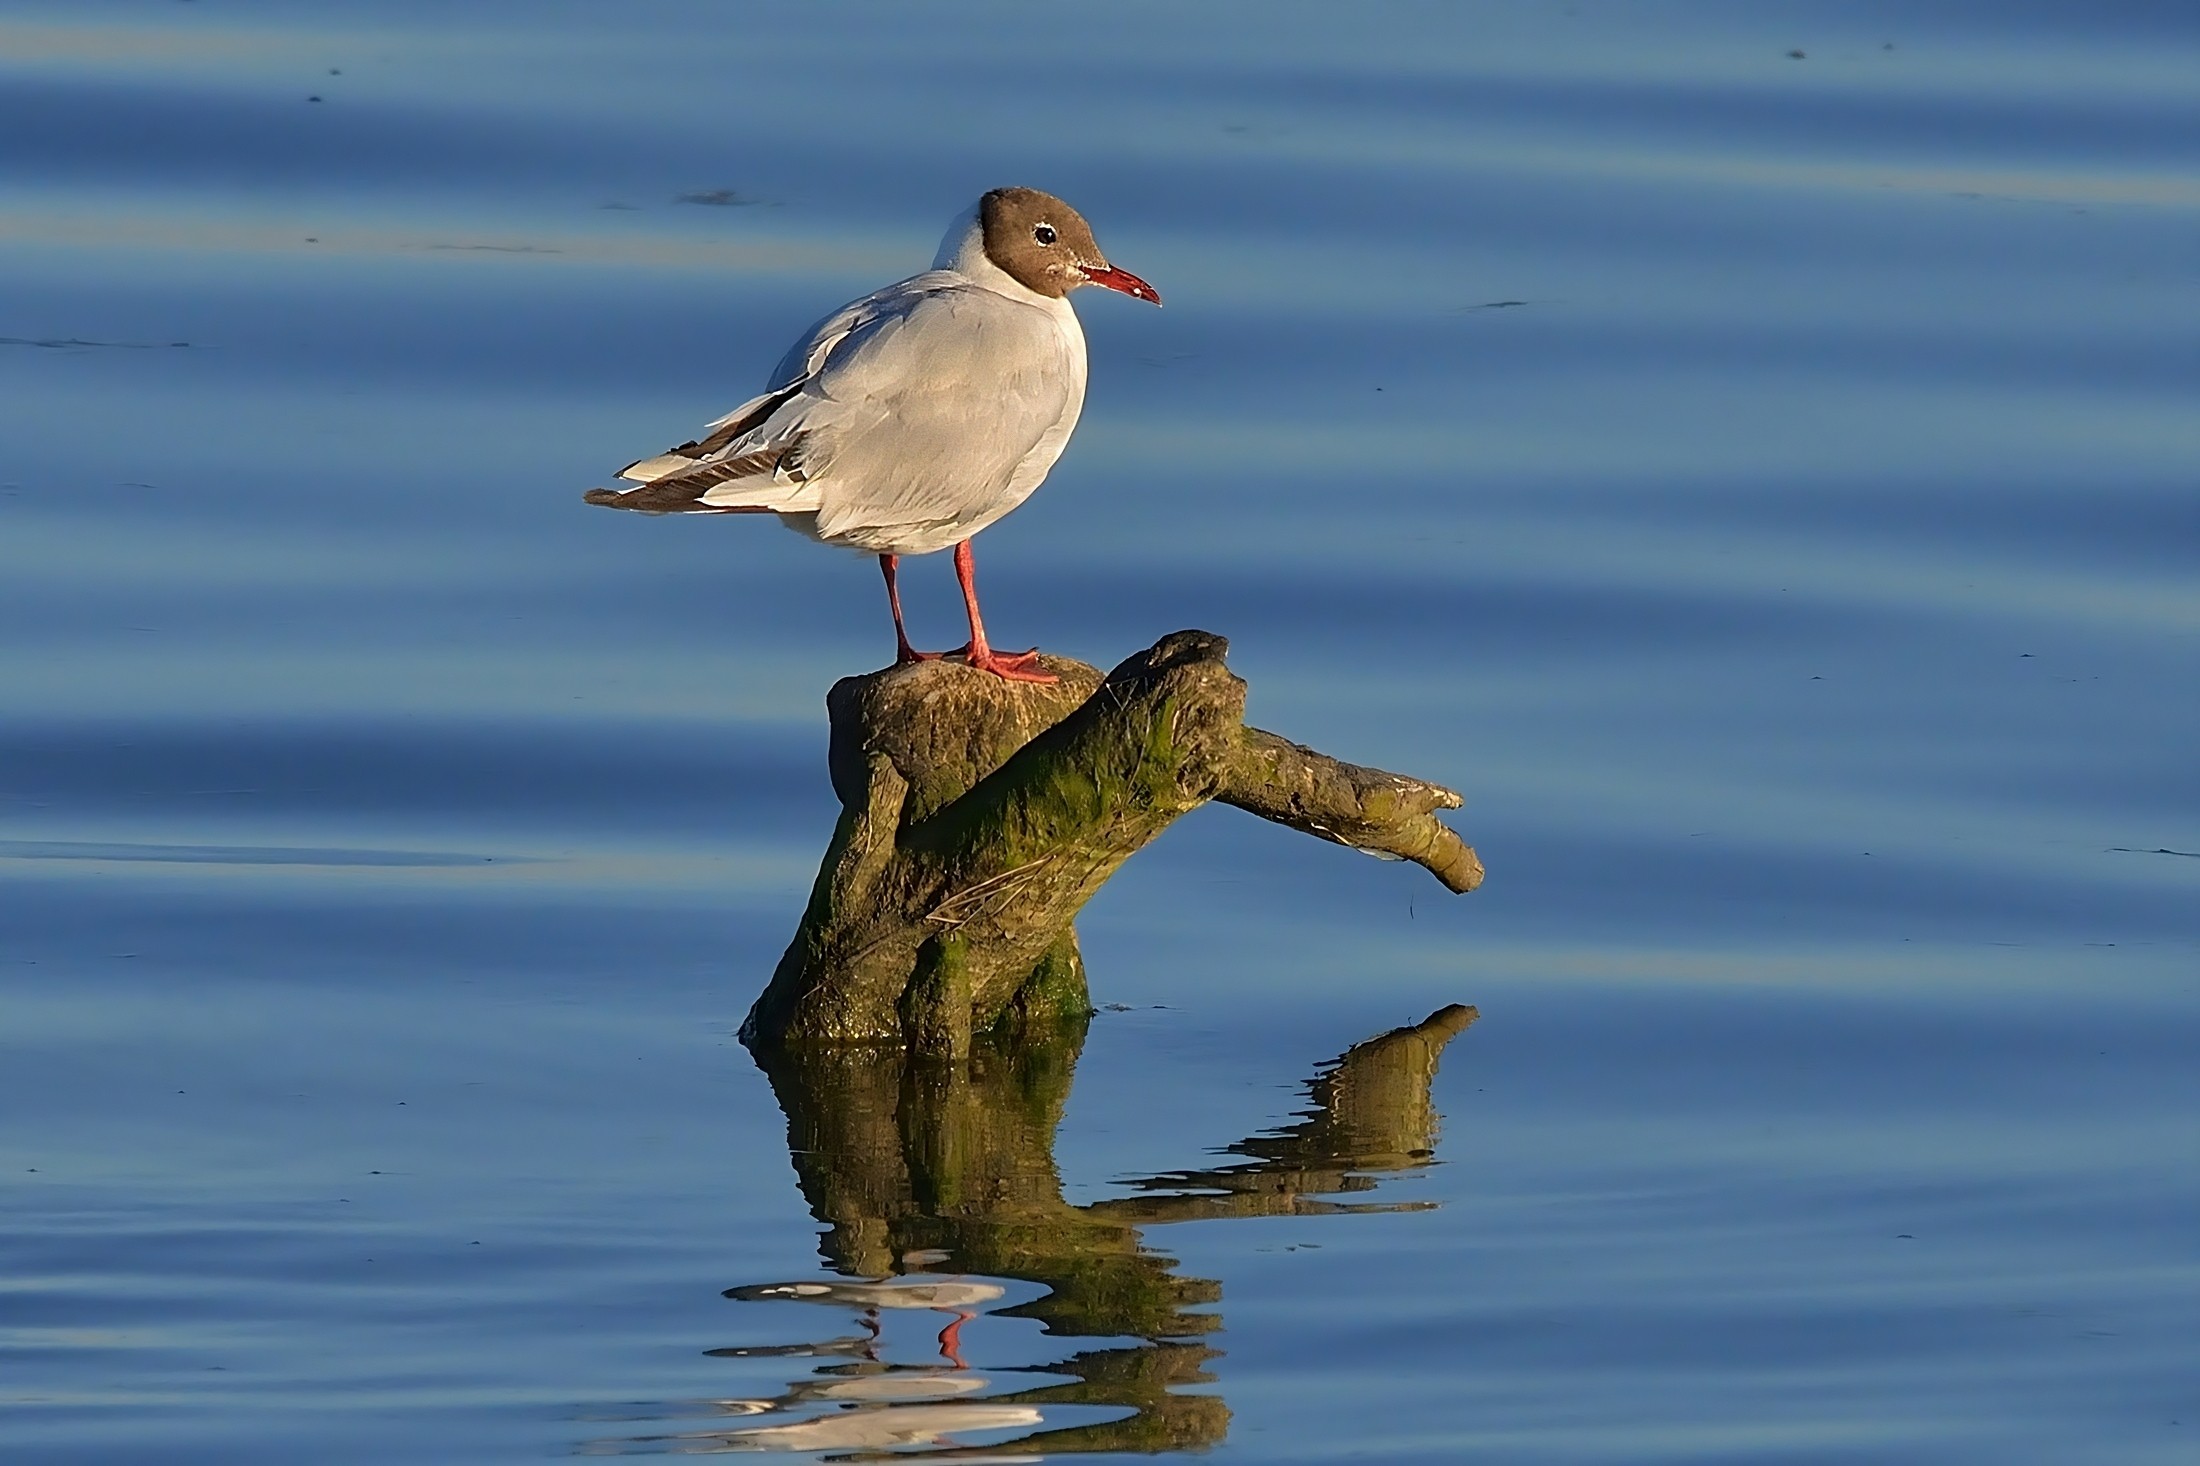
[4,2,2196,1461]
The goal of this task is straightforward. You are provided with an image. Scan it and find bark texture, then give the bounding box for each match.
[740,630,1479,1054]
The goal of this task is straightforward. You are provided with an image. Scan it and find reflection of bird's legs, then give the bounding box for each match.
[880,554,945,666]
[934,1309,976,1369]
[857,1307,886,1362]
[952,540,1054,684]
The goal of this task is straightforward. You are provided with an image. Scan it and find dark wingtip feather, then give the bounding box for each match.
[583,486,629,507]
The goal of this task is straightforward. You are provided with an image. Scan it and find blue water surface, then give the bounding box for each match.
[3,2,2195,1462]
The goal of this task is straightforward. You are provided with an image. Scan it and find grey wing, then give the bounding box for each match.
[763,277,935,392]
[607,274,960,500]
[796,286,1077,543]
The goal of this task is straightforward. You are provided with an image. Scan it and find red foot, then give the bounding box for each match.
[960,645,1055,684]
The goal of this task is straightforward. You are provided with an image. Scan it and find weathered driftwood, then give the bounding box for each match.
[740,630,1479,1054]
[729,1004,1476,1457]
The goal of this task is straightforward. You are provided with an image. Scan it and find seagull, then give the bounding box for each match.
[585,186,1159,683]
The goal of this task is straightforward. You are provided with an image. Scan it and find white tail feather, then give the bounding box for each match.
[619,453,699,482]
[698,478,822,512]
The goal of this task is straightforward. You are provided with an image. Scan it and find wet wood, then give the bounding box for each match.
[741,630,1480,1054]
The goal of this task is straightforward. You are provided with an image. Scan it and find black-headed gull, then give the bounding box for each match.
[586,186,1159,682]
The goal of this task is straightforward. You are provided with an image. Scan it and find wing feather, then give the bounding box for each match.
[617,383,802,482]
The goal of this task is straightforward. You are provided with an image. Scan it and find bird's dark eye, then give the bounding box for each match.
[1033,224,1057,245]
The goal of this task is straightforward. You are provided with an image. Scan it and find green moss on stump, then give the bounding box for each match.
[741,631,1479,1057]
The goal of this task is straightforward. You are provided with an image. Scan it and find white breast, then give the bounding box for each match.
[787,262,1088,556]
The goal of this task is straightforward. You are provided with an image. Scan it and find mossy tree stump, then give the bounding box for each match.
[740,630,1480,1055]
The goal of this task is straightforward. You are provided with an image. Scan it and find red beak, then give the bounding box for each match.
[1079,263,1162,305]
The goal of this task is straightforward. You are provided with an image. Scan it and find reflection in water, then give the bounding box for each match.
[590,1004,1474,1456]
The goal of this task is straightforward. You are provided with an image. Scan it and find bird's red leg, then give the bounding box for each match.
[935,1309,975,1369]
[952,540,1054,684]
[880,553,945,666]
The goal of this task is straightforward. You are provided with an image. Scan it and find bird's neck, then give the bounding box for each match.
[934,207,1064,310]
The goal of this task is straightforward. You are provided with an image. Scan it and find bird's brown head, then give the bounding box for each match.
[979,186,1161,305]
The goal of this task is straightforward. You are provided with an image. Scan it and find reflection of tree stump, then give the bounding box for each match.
[1093,1002,1481,1223]
[741,631,1480,1054]
[744,1004,1477,1458]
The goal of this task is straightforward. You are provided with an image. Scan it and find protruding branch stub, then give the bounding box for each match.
[740,630,1480,1055]
[1223,729,1481,893]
